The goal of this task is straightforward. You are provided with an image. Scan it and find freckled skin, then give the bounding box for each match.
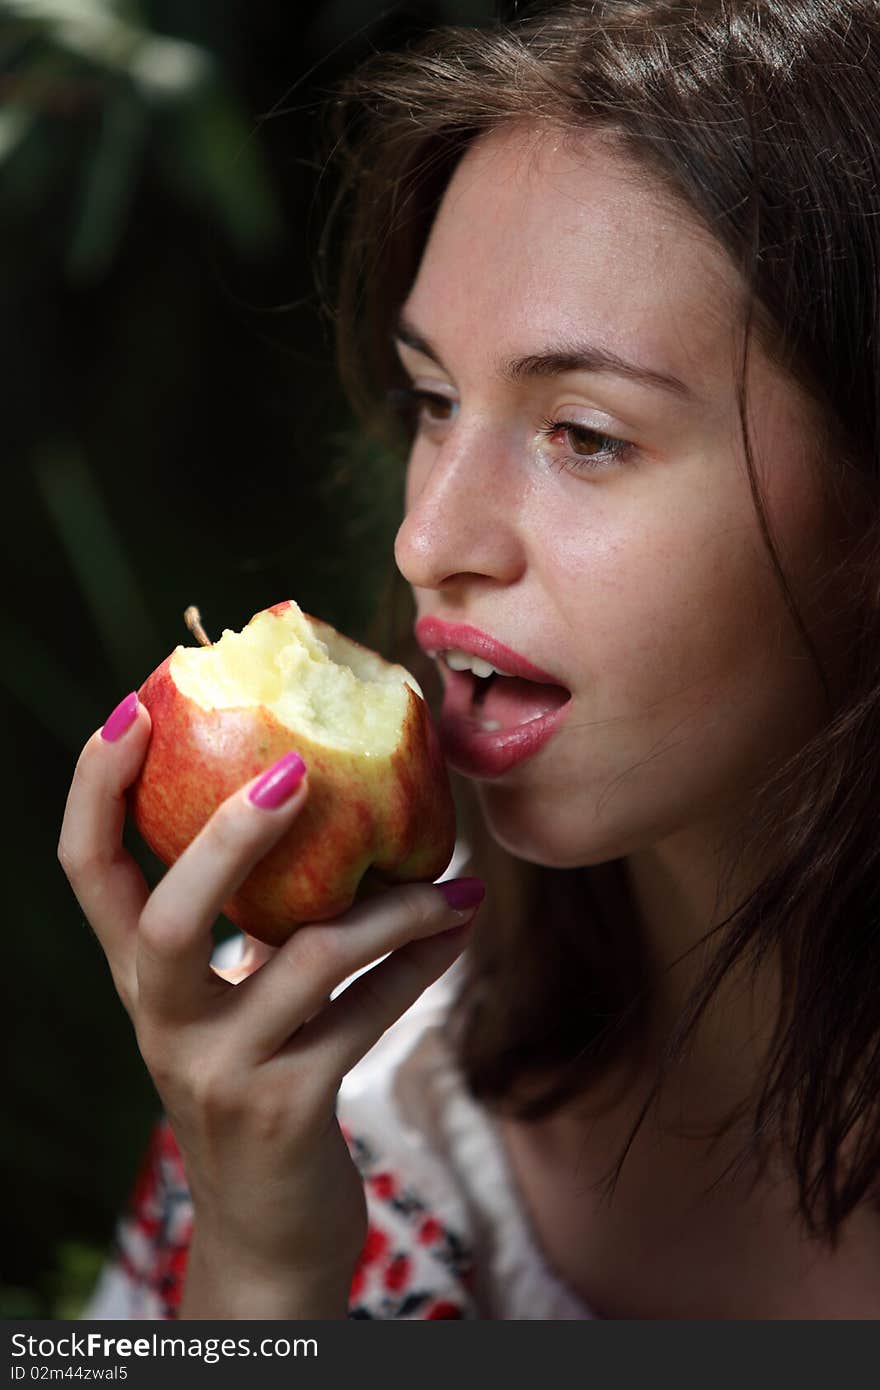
[129,604,457,947]
[393,123,847,882]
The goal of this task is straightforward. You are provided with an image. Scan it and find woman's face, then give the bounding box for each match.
[393,123,842,869]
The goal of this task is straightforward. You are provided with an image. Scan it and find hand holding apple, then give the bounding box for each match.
[128,599,457,946]
[57,682,484,1317]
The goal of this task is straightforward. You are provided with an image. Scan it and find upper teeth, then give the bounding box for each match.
[428,648,514,679]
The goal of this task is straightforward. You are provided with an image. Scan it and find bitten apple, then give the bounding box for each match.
[128,599,457,946]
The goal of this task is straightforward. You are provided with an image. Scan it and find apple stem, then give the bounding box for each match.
[184,605,213,647]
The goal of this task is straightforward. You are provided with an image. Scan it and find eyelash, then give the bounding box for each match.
[386,386,635,476]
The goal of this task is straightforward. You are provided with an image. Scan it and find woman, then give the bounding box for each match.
[61,0,880,1318]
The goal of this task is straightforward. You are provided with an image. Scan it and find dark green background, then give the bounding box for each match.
[0,0,502,1316]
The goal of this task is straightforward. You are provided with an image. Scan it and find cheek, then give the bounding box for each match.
[544,483,800,718]
[491,497,818,868]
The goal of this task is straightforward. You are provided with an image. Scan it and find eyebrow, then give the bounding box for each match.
[392,310,696,402]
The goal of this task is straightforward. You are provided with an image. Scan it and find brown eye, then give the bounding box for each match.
[420,393,454,423]
[565,425,605,457]
[387,386,455,432]
[536,414,635,476]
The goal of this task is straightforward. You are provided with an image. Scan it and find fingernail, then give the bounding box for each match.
[437,877,486,912]
[249,752,307,809]
[101,692,139,742]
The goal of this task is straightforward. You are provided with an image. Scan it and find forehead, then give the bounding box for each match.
[404,123,745,390]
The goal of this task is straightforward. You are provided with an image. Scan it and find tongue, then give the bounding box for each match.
[477,675,570,729]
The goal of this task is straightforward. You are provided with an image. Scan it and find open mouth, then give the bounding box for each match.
[443,663,571,731]
[472,670,497,708]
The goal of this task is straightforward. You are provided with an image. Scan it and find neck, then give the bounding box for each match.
[510,820,783,1169]
[621,824,782,1131]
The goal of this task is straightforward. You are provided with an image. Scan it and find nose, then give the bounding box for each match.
[393,432,527,592]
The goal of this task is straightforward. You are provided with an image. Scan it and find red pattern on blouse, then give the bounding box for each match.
[111,1117,477,1320]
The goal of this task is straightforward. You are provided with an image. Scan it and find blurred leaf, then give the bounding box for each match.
[66,86,146,281]
[2,0,138,64]
[47,1240,106,1319]
[2,1,195,87]
[33,443,162,685]
[0,105,36,163]
[157,87,283,253]
[126,29,213,104]
[0,1283,44,1318]
[1,0,281,274]
[0,1242,109,1320]
[0,608,98,750]
[2,0,215,99]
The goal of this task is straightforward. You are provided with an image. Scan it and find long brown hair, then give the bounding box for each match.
[314,0,880,1242]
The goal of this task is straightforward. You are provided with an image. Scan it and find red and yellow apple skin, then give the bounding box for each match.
[128,603,457,948]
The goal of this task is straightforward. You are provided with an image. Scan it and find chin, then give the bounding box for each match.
[472,783,627,870]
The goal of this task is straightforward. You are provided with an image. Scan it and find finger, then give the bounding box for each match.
[230,880,483,1062]
[212,933,278,985]
[136,753,309,1022]
[290,916,474,1082]
[57,694,153,1008]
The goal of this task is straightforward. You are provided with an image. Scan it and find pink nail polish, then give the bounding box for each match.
[438,877,486,911]
[101,692,139,742]
[249,752,307,809]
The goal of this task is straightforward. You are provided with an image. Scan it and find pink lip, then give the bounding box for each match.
[414,617,568,688]
[436,679,573,779]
